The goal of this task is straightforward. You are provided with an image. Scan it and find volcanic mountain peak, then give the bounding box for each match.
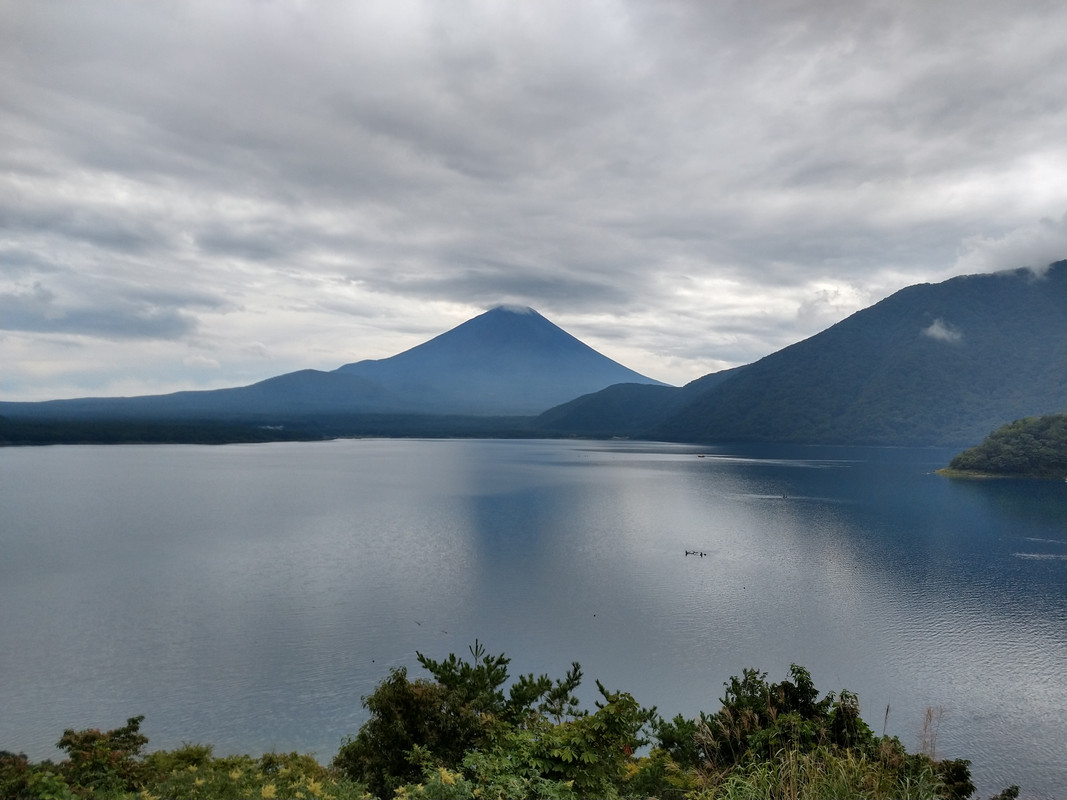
[335,305,665,414]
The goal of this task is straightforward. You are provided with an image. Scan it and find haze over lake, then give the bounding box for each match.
[1,439,1064,799]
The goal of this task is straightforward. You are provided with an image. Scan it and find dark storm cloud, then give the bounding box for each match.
[1,199,167,255]
[364,258,634,311]
[1,0,1065,399]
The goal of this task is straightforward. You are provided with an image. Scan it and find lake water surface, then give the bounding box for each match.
[1,439,1064,798]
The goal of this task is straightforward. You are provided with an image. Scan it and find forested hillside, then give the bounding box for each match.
[652,263,1066,446]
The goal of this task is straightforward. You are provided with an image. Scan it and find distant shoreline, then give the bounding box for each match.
[935,467,1065,481]
[935,467,1010,480]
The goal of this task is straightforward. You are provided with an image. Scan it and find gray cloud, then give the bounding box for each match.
[1,282,198,340]
[955,213,1067,276]
[1,0,1065,399]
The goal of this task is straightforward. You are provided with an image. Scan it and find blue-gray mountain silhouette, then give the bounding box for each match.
[334,305,666,414]
[0,305,665,421]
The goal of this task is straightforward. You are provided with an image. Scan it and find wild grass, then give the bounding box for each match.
[689,746,942,800]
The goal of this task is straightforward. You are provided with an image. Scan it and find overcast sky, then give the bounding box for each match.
[2,0,1066,401]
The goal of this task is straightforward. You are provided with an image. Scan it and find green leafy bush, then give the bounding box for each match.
[56,715,148,798]
[690,665,876,769]
[143,750,366,800]
[1,753,73,800]
[333,640,587,797]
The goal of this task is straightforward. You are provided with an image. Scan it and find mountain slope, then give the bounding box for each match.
[0,370,408,420]
[533,367,744,436]
[335,305,666,415]
[654,262,1067,446]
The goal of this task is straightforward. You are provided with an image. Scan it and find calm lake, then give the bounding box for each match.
[1,439,1064,798]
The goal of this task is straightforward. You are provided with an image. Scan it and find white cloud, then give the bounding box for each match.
[922,319,963,343]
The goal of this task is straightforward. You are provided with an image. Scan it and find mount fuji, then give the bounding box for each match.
[334,305,665,415]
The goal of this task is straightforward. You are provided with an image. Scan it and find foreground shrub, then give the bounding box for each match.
[5,650,1001,800]
[142,750,366,800]
[56,715,148,797]
[0,752,73,800]
[333,640,590,798]
[691,665,877,769]
[2,735,365,800]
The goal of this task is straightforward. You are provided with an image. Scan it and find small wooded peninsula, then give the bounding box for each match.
[0,643,1019,800]
[940,414,1067,479]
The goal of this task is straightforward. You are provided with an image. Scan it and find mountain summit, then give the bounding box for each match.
[336,305,666,415]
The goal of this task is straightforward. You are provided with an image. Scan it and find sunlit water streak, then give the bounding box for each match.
[0,439,1064,798]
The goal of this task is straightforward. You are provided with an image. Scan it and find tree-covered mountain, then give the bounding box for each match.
[536,262,1066,447]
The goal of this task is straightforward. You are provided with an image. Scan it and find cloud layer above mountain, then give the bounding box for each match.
[2,0,1066,400]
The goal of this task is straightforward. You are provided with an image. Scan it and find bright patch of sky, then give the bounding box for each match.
[2,0,1066,400]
